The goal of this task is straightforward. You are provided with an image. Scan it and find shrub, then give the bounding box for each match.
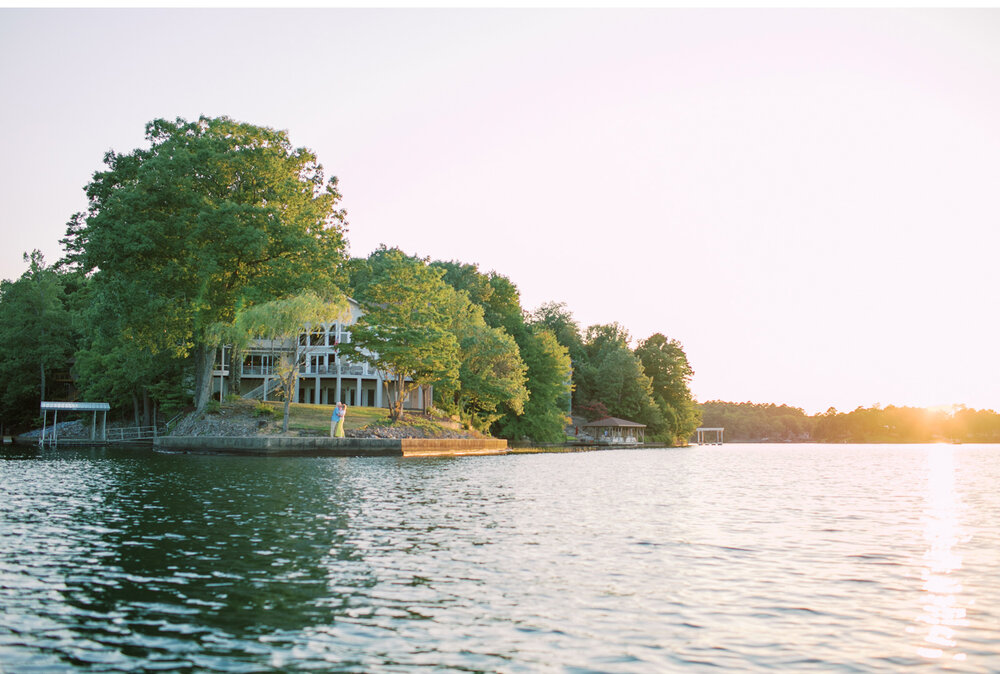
[253,403,276,418]
[205,400,221,415]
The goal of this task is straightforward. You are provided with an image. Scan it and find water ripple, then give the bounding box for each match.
[2,445,1000,671]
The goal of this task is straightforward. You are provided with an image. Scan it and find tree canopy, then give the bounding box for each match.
[65,116,348,411]
[1,115,705,446]
[0,252,75,430]
[435,284,528,432]
[635,334,700,444]
[348,248,460,421]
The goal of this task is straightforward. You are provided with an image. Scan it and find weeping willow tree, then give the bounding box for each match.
[210,291,349,432]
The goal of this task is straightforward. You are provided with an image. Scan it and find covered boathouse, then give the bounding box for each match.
[582,417,646,445]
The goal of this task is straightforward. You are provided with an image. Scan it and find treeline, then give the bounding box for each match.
[699,401,1000,443]
[0,115,700,445]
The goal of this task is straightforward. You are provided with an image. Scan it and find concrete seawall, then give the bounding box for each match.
[154,436,508,457]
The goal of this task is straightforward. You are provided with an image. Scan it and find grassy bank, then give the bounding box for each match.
[256,401,390,434]
[174,399,482,439]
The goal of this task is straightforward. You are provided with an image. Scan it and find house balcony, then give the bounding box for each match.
[242,366,273,377]
[299,362,371,377]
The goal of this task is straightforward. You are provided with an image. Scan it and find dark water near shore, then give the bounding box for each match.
[2,444,999,672]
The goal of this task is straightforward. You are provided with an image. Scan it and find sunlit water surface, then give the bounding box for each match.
[2,444,999,672]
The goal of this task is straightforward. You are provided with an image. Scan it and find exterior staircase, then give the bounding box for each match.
[242,377,283,401]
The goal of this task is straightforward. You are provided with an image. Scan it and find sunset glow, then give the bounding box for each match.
[1,9,997,413]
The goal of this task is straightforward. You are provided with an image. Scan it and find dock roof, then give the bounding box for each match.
[40,401,111,412]
[581,416,646,428]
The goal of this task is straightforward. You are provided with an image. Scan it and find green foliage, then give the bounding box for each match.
[700,401,812,442]
[429,260,496,309]
[493,328,572,443]
[0,252,76,431]
[204,400,221,415]
[530,301,585,371]
[635,334,701,444]
[67,116,348,412]
[573,322,664,437]
[429,258,572,443]
[225,393,242,403]
[483,274,526,335]
[434,283,528,431]
[73,338,188,420]
[253,402,277,418]
[349,248,460,422]
[210,290,349,432]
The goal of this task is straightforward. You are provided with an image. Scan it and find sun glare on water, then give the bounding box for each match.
[909,447,971,662]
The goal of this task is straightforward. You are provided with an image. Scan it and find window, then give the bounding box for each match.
[243,354,273,375]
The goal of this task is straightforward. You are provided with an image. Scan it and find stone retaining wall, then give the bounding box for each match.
[400,438,507,457]
[154,436,507,457]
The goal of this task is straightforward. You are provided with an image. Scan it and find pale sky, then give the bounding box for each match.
[1,9,998,415]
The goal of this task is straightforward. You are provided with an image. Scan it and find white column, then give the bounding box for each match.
[356,377,362,406]
[336,377,342,404]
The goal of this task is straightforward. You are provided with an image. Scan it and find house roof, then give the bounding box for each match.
[581,416,646,428]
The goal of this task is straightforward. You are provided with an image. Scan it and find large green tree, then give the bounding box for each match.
[65,116,347,412]
[635,333,700,444]
[0,252,75,431]
[430,259,573,442]
[529,302,585,409]
[493,327,572,443]
[349,248,460,422]
[436,285,528,431]
[575,323,665,436]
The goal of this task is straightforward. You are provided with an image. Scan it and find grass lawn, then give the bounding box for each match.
[258,401,389,434]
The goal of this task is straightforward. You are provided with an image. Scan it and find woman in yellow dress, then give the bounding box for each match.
[332,401,347,438]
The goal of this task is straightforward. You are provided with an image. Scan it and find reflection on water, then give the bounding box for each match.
[2,444,1000,672]
[913,447,970,662]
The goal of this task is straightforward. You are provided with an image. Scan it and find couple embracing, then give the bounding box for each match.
[330,402,347,438]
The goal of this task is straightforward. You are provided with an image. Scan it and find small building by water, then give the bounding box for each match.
[581,417,646,444]
[695,427,725,445]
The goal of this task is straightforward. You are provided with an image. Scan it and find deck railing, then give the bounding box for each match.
[106,425,165,442]
[242,366,274,376]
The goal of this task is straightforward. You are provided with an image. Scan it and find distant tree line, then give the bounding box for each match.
[0,115,700,445]
[699,401,1000,443]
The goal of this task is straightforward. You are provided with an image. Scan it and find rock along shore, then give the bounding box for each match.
[154,436,508,458]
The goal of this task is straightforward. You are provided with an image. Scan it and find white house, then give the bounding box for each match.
[213,297,431,411]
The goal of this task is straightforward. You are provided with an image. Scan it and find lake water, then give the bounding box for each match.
[2,444,999,672]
